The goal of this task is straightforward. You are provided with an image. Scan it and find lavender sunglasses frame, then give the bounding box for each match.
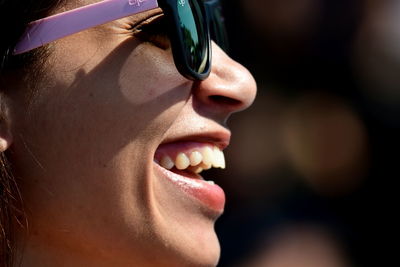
[14,0,159,55]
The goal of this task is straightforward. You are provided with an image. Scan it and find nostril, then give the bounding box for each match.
[209,95,242,107]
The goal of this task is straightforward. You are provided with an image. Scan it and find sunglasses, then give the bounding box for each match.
[13,0,228,81]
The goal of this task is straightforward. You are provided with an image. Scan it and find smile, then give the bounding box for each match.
[153,141,227,213]
[155,142,225,174]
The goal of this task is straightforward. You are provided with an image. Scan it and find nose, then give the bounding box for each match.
[193,43,257,121]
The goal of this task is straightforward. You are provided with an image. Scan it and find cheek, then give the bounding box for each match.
[118,44,187,104]
[9,41,190,238]
[21,39,189,157]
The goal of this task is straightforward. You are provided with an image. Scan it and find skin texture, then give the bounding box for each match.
[3,0,256,266]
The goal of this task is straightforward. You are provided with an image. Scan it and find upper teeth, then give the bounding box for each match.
[159,146,225,173]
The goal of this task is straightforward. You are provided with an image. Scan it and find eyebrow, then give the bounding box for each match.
[14,0,159,54]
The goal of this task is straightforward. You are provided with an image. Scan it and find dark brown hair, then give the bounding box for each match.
[0,1,65,266]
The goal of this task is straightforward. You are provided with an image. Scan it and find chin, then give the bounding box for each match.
[172,232,221,267]
[143,133,230,266]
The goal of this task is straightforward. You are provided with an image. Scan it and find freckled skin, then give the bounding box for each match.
[6,1,256,266]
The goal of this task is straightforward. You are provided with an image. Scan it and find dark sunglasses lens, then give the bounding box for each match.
[208,5,229,52]
[176,0,208,74]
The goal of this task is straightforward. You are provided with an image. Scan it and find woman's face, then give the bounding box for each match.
[8,0,256,265]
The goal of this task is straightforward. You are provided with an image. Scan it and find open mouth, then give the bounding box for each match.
[153,141,226,212]
[155,141,225,180]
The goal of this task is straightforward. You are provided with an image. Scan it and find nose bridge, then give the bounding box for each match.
[193,43,257,117]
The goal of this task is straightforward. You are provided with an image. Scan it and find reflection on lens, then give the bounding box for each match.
[205,0,229,52]
[177,0,208,73]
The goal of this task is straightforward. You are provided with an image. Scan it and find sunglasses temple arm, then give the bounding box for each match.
[14,0,159,55]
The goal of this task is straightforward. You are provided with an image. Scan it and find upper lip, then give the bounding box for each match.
[159,129,231,150]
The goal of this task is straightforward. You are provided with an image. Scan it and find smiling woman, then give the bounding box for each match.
[0,0,256,266]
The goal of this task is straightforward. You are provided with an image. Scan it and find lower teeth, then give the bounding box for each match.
[206,181,215,185]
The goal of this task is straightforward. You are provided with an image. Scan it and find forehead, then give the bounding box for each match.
[60,0,97,10]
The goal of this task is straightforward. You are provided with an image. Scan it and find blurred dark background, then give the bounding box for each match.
[208,0,399,266]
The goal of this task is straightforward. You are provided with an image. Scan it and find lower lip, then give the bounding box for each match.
[153,163,226,213]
